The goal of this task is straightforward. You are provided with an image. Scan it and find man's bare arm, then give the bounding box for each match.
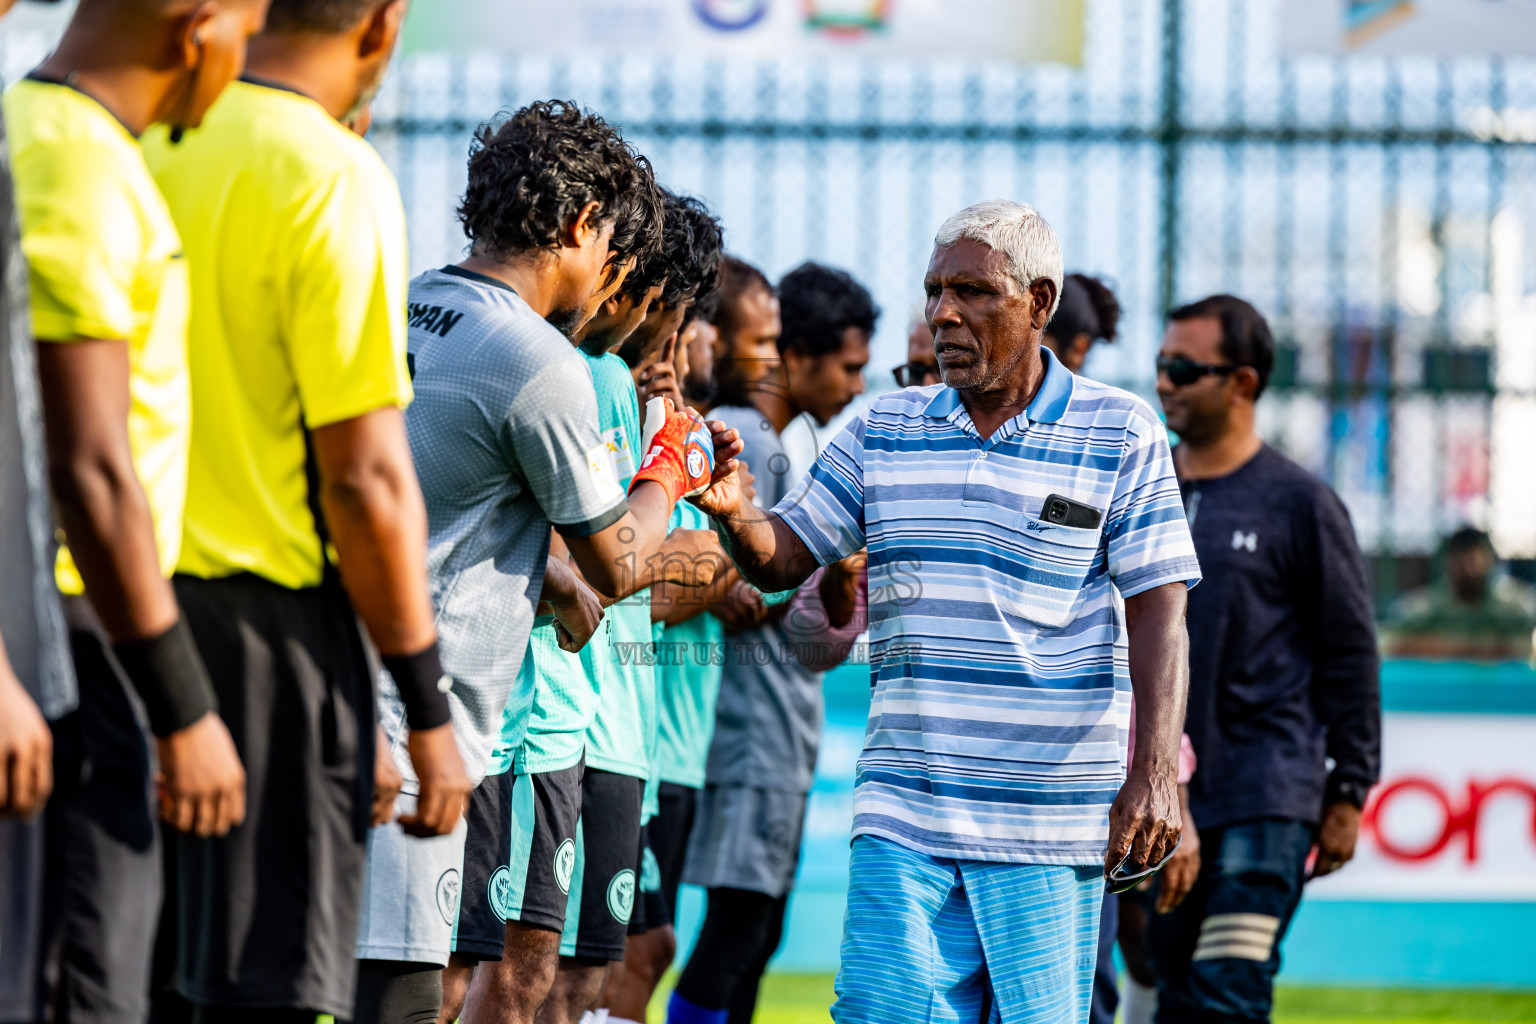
[311,408,436,656]
[652,563,743,627]
[688,423,821,594]
[1106,581,1190,872]
[538,538,604,653]
[311,407,470,838]
[37,338,246,837]
[562,481,675,599]
[37,340,180,640]
[587,527,723,609]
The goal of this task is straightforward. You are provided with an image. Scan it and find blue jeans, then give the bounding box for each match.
[1148,818,1314,1024]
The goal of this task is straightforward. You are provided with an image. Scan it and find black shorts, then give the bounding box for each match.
[562,768,643,962]
[651,781,698,918]
[172,573,375,1018]
[33,618,162,1024]
[454,759,584,961]
[630,821,673,936]
[0,813,43,1020]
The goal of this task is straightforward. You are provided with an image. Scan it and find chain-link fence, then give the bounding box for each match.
[2,0,1532,588]
[366,0,1536,582]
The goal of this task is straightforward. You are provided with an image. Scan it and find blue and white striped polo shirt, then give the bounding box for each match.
[774,347,1200,865]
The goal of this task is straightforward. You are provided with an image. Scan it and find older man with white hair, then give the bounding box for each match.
[690,200,1201,1022]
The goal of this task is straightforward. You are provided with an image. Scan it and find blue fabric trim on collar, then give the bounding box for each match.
[1027,345,1074,424]
[921,383,960,418]
[920,345,1074,423]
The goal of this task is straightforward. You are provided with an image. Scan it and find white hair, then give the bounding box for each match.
[933,200,1064,318]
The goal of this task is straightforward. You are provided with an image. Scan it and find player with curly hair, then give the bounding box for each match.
[408,102,738,1024]
[481,185,726,1024]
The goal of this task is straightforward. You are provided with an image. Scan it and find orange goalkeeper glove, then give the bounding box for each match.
[631,397,715,505]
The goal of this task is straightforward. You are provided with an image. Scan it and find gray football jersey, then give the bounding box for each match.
[380,267,627,788]
[703,404,825,794]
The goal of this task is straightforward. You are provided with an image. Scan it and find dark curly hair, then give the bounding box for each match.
[621,190,724,306]
[457,100,663,267]
[264,0,385,33]
[1046,273,1121,348]
[777,262,880,358]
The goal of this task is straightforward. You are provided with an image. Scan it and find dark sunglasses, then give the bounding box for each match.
[1104,835,1183,894]
[892,361,942,388]
[1156,355,1239,388]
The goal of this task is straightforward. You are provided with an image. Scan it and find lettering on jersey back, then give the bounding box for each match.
[408,302,466,338]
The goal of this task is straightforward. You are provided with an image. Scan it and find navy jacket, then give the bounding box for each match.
[1179,444,1380,829]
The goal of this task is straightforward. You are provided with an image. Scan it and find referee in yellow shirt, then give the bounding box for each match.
[143,2,471,1021]
[5,1,265,1020]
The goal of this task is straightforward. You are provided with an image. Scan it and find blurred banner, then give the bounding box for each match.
[1309,711,1536,901]
[1282,0,1536,56]
[754,662,1536,984]
[401,0,1083,65]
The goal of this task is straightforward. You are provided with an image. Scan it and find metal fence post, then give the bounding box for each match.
[1157,0,1183,318]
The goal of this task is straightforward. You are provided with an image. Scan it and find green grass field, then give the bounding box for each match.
[643,974,1536,1024]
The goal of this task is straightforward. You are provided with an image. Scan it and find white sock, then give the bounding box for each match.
[609,1017,643,1024]
[579,1012,610,1024]
[1120,976,1158,1024]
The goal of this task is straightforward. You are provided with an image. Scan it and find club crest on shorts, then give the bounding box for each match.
[554,838,577,895]
[686,447,706,480]
[607,869,636,923]
[641,846,662,893]
[436,868,461,926]
[487,865,513,923]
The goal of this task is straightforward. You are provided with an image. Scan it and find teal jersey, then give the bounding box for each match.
[579,350,655,779]
[487,641,539,775]
[641,636,663,823]
[653,499,726,789]
[512,615,609,774]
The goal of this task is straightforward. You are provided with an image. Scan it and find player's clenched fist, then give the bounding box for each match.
[0,653,52,819]
[633,397,717,503]
[399,723,472,838]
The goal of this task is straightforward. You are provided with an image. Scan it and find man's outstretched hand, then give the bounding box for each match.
[689,420,748,519]
[399,723,471,838]
[1105,767,1182,877]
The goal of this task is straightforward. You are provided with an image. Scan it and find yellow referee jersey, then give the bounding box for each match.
[143,79,412,590]
[4,77,192,596]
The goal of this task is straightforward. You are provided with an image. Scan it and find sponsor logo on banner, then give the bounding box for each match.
[1309,713,1536,900]
[404,1,1083,66]
[802,0,893,35]
[692,0,769,31]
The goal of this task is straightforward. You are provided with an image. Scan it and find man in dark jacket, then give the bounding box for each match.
[1148,295,1380,1024]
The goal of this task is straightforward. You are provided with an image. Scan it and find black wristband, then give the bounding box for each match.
[1325,776,1371,810]
[112,617,218,738]
[383,643,452,731]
